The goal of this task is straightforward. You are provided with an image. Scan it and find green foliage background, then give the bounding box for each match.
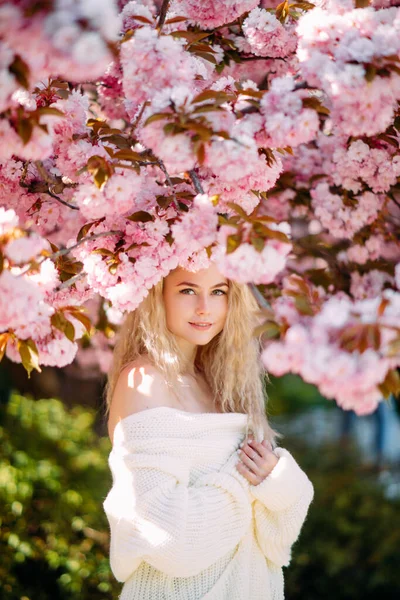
[0,393,120,600]
[1,392,399,599]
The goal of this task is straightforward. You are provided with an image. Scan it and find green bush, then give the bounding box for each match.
[285,440,400,600]
[0,393,120,600]
[1,393,399,600]
[267,374,330,416]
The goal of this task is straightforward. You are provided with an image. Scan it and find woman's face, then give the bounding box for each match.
[163,264,229,356]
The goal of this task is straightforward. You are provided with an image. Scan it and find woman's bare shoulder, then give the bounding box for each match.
[107,357,175,442]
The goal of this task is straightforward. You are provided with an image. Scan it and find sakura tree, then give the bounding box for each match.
[0,0,399,415]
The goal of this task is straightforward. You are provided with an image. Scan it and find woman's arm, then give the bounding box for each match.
[249,448,314,567]
[104,363,252,582]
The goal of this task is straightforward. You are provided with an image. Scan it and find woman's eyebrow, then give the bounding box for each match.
[176,281,229,288]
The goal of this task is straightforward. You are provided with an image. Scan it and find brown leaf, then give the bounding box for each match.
[165,16,187,24]
[127,210,154,223]
[144,112,171,126]
[9,54,30,89]
[113,149,144,161]
[67,310,92,334]
[378,369,400,399]
[171,31,211,45]
[17,118,33,145]
[197,143,206,165]
[0,333,9,362]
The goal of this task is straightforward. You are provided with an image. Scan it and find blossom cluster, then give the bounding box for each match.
[0,208,87,369]
[0,0,398,413]
[262,288,400,415]
[257,76,320,148]
[0,0,120,106]
[297,5,400,135]
[242,8,297,58]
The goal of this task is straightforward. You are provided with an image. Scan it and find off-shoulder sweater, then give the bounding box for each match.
[103,407,314,600]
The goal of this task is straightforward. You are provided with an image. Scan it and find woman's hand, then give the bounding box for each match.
[236,439,279,486]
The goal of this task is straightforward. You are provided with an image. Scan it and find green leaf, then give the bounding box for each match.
[294,295,314,316]
[18,339,41,378]
[226,234,242,254]
[91,248,114,256]
[250,236,265,252]
[365,64,376,82]
[51,313,76,342]
[253,321,281,339]
[226,202,249,220]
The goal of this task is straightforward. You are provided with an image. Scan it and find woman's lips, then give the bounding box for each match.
[189,322,213,330]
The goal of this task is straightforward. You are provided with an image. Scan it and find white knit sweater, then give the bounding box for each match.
[103,407,314,600]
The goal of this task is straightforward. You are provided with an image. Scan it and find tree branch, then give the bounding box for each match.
[50,230,124,260]
[35,160,79,210]
[130,101,149,135]
[248,283,272,310]
[54,272,86,292]
[157,159,178,204]
[157,0,170,32]
[189,170,204,194]
[47,189,79,210]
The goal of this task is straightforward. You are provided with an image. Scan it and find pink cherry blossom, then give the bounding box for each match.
[242,8,297,58]
[4,234,51,264]
[171,0,259,29]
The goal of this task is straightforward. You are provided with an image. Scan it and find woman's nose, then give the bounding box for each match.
[196,295,210,315]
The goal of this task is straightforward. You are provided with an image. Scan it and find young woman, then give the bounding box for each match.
[103,263,314,600]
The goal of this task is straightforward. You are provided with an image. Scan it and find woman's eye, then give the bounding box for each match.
[212,289,227,296]
[180,288,195,295]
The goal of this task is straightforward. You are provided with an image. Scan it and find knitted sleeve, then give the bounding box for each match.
[250,447,314,568]
[103,445,252,582]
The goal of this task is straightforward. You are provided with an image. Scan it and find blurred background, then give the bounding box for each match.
[1,358,400,600]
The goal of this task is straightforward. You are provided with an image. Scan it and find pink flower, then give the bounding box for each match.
[171,194,218,255]
[74,169,143,219]
[214,224,292,285]
[121,27,202,106]
[0,270,53,339]
[5,234,50,264]
[259,76,319,148]
[171,0,259,29]
[243,8,297,58]
[311,183,383,239]
[0,206,19,234]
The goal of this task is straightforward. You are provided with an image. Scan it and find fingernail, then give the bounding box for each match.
[239,441,245,448]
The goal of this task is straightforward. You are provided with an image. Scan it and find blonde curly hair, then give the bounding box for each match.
[104,276,280,445]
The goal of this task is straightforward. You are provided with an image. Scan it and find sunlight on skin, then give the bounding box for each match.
[127,366,153,397]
